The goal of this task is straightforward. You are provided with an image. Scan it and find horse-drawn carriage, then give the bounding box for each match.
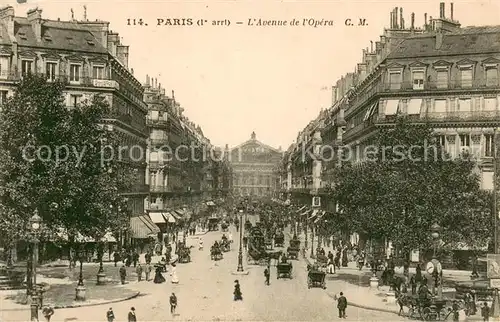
[208,217,220,231]
[277,262,293,279]
[404,295,449,321]
[316,253,328,270]
[307,265,326,289]
[274,231,285,247]
[287,238,300,259]
[178,247,191,263]
[221,221,229,232]
[264,237,273,250]
[210,244,223,261]
[220,239,230,252]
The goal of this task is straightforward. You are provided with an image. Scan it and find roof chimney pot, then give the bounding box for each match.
[439,2,445,18]
[411,12,415,29]
[450,3,454,20]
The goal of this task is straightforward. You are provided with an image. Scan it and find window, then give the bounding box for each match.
[0,90,7,105]
[412,70,425,90]
[486,66,498,87]
[459,134,470,147]
[437,135,446,148]
[458,99,472,112]
[69,64,81,83]
[484,98,497,111]
[485,134,494,157]
[436,69,448,89]
[459,68,473,88]
[92,65,105,79]
[21,60,33,76]
[69,94,81,107]
[388,71,402,90]
[150,110,159,120]
[45,62,57,81]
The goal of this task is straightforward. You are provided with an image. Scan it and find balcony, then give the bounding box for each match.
[373,110,500,124]
[150,137,169,146]
[150,185,172,193]
[146,118,168,127]
[127,184,149,193]
[347,80,499,116]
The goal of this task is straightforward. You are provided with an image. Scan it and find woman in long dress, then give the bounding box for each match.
[153,265,166,284]
[170,263,179,284]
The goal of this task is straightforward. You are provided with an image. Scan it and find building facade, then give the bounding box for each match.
[0,6,151,243]
[284,2,500,210]
[143,77,229,231]
[230,132,282,197]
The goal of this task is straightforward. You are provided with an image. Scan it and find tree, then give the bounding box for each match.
[0,74,135,247]
[331,117,492,255]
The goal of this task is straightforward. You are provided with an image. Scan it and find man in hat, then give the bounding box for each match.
[128,307,137,322]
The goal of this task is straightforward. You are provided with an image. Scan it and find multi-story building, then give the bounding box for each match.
[143,77,228,236]
[0,6,153,245]
[230,132,282,198]
[285,2,500,209]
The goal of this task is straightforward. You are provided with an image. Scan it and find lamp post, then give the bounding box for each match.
[310,223,315,259]
[96,240,106,285]
[29,211,42,322]
[430,222,442,299]
[75,244,86,301]
[232,207,249,275]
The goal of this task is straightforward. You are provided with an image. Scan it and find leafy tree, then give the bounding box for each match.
[331,117,492,256]
[0,74,135,248]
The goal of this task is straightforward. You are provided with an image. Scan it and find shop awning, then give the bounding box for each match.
[314,210,326,224]
[149,212,167,224]
[130,215,160,239]
[300,209,311,216]
[308,209,319,220]
[163,212,177,223]
[363,102,378,121]
[296,205,306,213]
[206,201,216,206]
[174,209,186,218]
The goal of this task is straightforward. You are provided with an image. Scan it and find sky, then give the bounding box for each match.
[5,0,500,149]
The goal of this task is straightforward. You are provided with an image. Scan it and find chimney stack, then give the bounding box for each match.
[390,11,393,29]
[370,40,373,52]
[429,16,433,30]
[411,12,415,29]
[130,68,134,75]
[159,82,161,89]
[450,3,454,20]
[394,7,399,29]
[27,8,43,42]
[424,13,428,28]
[146,74,150,85]
[440,2,445,18]
[400,7,403,29]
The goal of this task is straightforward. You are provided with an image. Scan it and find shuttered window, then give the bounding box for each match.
[436,70,448,89]
[460,68,473,87]
[389,72,402,90]
[486,66,498,87]
[412,71,424,90]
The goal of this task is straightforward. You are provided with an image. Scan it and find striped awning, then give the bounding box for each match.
[308,209,319,220]
[314,210,326,224]
[296,205,306,213]
[130,215,160,239]
[300,209,311,216]
[149,212,167,224]
[163,212,177,223]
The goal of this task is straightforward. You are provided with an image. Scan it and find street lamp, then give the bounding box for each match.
[430,222,443,299]
[96,240,106,285]
[310,222,315,259]
[232,207,249,275]
[75,244,86,301]
[29,211,42,322]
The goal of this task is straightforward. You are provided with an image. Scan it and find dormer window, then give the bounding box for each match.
[458,65,473,88]
[485,65,499,87]
[388,70,402,90]
[435,67,449,89]
[412,70,425,90]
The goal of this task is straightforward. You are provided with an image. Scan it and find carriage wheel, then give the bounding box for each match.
[421,307,432,321]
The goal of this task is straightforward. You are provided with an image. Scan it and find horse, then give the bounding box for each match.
[266,250,283,266]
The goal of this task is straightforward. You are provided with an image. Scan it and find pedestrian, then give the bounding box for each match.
[410,275,417,295]
[264,267,270,285]
[106,307,115,322]
[113,251,120,267]
[170,263,179,284]
[136,263,143,282]
[199,237,204,250]
[337,291,347,319]
[132,251,139,268]
[145,252,152,265]
[42,305,54,322]
[228,232,233,243]
[145,263,152,281]
[169,292,177,315]
[482,302,490,321]
[233,279,243,301]
[128,307,137,322]
[119,264,127,285]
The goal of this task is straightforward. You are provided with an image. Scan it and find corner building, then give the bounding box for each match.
[0,6,149,245]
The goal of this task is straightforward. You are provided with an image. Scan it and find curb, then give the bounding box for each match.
[294,234,399,316]
[0,291,141,312]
